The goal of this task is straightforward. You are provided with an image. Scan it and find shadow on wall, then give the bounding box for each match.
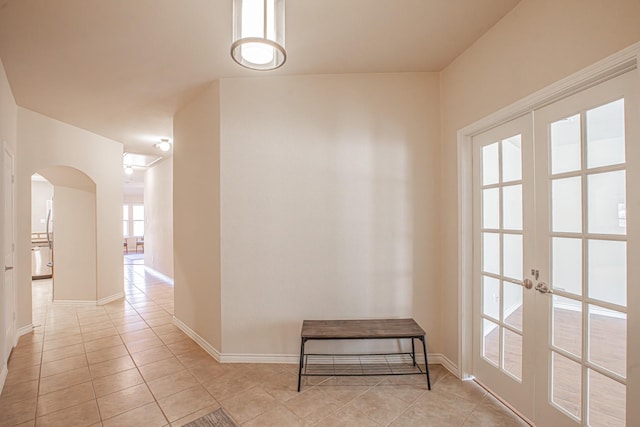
[34,166,97,303]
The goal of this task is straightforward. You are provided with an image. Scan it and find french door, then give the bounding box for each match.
[472,71,639,426]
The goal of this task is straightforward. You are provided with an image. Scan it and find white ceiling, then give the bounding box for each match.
[0,0,520,155]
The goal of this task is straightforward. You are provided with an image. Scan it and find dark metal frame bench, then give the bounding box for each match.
[297,318,431,391]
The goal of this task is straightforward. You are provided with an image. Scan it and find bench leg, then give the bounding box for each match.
[420,336,431,390]
[411,338,416,367]
[297,338,306,392]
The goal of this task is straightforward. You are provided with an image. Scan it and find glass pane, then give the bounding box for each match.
[483,143,499,186]
[503,329,522,381]
[483,188,499,229]
[483,233,500,275]
[552,352,582,419]
[589,305,626,377]
[133,205,145,220]
[123,221,129,237]
[501,135,522,182]
[587,99,625,169]
[588,369,625,427]
[588,171,626,235]
[503,234,522,281]
[588,240,626,306]
[133,221,144,237]
[482,276,500,320]
[552,177,582,233]
[502,185,522,230]
[550,114,581,174]
[482,319,499,367]
[552,237,582,295]
[123,205,129,220]
[503,282,522,331]
[552,295,582,357]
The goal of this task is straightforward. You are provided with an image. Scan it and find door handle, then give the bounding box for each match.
[4,265,14,271]
[523,278,534,289]
[535,282,553,294]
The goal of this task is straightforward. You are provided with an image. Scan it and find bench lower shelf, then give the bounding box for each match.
[301,353,428,377]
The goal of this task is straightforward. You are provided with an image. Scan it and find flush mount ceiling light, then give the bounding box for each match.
[155,138,172,152]
[124,165,134,175]
[231,0,286,71]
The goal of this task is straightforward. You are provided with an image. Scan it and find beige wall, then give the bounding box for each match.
[439,0,640,364]
[16,108,123,327]
[218,73,441,356]
[173,82,222,351]
[145,157,174,278]
[0,57,17,377]
[50,184,97,302]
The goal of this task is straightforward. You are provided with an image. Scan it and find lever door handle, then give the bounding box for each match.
[4,265,14,271]
[535,282,553,294]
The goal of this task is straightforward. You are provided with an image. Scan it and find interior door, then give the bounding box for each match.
[533,71,639,427]
[3,143,16,361]
[472,114,535,420]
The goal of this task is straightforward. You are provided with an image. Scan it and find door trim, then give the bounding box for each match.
[2,141,16,359]
[458,42,640,382]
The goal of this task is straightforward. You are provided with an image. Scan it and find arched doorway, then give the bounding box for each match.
[31,166,97,311]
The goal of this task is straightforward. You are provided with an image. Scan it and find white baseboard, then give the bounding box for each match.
[427,353,459,377]
[98,292,125,306]
[0,363,7,395]
[16,324,34,341]
[143,266,174,285]
[52,300,96,306]
[170,317,460,372]
[173,317,221,362]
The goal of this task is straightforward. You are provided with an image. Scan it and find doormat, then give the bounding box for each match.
[182,408,237,427]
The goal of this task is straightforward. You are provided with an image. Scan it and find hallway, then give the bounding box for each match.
[0,262,527,426]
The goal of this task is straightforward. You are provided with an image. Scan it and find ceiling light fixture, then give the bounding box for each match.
[124,165,134,175]
[155,138,172,152]
[231,0,286,71]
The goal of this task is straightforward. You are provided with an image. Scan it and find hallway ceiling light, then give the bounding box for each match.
[124,165,134,175]
[155,138,172,152]
[231,0,286,71]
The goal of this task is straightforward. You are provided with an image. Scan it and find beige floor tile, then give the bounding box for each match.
[143,315,173,327]
[242,404,304,427]
[96,383,154,420]
[39,367,91,395]
[81,327,119,343]
[434,374,487,404]
[43,335,84,351]
[462,395,529,427]
[36,381,95,417]
[0,379,39,404]
[157,385,217,422]
[137,356,184,382]
[0,397,37,426]
[4,364,41,386]
[92,368,144,398]
[120,329,157,344]
[158,331,190,345]
[102,402,168,427]
[390,390,478,427]
[86,344,129,366]
[201,371,258,401]
[34,400,100,427]
[165,338,201,356]
[130,345,173,367]
[314,404,380,427]
[115,321,149,334]
[221,386,277,424]
[41,343,85,363]
[284,388,343,425]
[146,369,199,400]
[123,336,164,354]
[40,354,88,378]
[349,388,413,425]
[8,352,42,371]
[169,404,220,427]
[84,336,124,353]
[89,355,136,379]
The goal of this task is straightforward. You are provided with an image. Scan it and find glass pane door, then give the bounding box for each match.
[472,114,535,420]
[534,70,638,427]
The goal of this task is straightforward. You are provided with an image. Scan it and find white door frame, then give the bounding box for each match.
[2,141,16,361]
[458,43,640,417]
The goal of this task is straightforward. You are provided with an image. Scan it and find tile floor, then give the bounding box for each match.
[0,258,530,426]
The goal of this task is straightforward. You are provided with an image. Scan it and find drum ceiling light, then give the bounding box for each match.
[231,0,286,71]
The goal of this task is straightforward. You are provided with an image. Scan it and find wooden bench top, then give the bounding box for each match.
[301,318,425,339]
